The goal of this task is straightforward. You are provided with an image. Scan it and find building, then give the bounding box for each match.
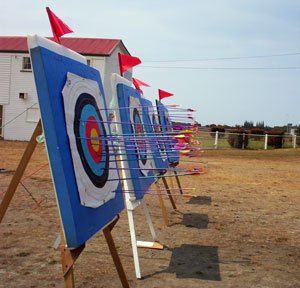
[0,36,131,141]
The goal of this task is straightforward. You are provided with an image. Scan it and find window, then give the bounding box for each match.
[0,105,3,137]
[87,59,91,66]
[22,57,32,71]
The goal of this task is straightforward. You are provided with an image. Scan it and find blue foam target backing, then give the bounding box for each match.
[156,100,180,165]
[117,84,155,199]
[30,46,124,248]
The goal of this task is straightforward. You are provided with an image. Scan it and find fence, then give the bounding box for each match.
[197,131,300,150]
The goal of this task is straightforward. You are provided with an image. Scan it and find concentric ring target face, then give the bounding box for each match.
[74,93,109,187]
[62,73,119,208]
[129,96,152,176]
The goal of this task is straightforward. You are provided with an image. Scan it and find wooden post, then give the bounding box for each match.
[264,134,268,150]
[162,177,176,210]
[293,134,297,149]
[214,131,219,149]
[0,120,42,223]
[103,216,129,288]
[168,171,177,203]
[173,170,183,194]
[154,181,168,226]
[60,222,85,288]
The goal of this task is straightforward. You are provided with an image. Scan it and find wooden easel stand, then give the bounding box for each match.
[0,120,42,223]
[0,120,129,288]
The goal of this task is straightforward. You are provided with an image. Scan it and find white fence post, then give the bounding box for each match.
[264,134,268,150]
[214,131,219,149]
[293,135,296,149]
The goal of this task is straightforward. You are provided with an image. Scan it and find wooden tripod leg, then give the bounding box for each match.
[103,224,129,288]
[155,181,168,226]
[63,267,75,288]
[174,170,183,194]
[60,224,85,288]
[0,119,42,223]
[168,171,177,203]
[162,177,177,210]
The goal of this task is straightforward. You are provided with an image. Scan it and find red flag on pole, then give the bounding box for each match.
[118,53,141,76]
[46,7,73,44]
[132,78,150,95]
[158,89,174,101]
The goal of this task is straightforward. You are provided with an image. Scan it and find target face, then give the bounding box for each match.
[139,98,168,174]
[116,83,155,200]
[150,108,167,162]
[63,73,119,208]
[74,93,109,187]
[129,96,152,176]
[156,100,180,164]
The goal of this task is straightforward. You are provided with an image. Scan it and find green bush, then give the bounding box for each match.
[227,128,249,149]
[267,130,285,148]
[210,125,225,138]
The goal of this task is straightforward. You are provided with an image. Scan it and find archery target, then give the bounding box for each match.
[62,72,119,208]
[129,96,152,176]
[148,106,168,163]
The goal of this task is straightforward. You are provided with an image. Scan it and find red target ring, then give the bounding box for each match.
[85,116,103,164]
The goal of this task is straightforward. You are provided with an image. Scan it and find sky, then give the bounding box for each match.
[1,0,300,127]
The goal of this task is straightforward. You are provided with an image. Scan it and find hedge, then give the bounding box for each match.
[267,130,285,148]
[227,128,249,149]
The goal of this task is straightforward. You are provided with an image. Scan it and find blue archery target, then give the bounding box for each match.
[62,73,119,208]
[116,83,155,199]
[156,100,180,164]
[28,35,124,249]
[139,98,168,173]
[129,96,153,176]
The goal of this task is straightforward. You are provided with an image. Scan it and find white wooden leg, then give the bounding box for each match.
[127,208,142,279]
[142,198,157,241]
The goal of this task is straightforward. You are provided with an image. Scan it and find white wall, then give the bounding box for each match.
[89,47,132,109]
[3,53,39,141]
[1,46,131,141]
[0,54,11,105]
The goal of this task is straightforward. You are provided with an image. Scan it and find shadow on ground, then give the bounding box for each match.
[187,196,212,205]
[145,244,221,281]
[181,213,210,229]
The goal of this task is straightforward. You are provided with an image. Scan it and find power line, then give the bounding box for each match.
[143,52,300,63]
[138,66,300,70]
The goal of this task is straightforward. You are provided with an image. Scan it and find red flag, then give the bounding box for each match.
[46,7,73,44]
[132,78,150,95]
[158,89,174,101]
[118,53,141,76]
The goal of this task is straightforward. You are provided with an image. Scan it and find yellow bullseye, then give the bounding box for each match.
[90,128,100,152]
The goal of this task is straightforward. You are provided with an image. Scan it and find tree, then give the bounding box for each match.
[244,120,254,129]
[256,121,265,129]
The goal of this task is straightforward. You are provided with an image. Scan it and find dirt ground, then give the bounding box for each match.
[0,140,300,288]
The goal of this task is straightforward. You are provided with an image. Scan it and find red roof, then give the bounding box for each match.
[0,36,129,56]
